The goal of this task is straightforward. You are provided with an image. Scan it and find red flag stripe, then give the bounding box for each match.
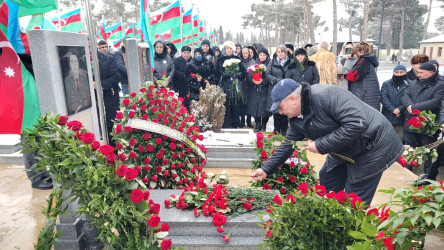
[149,6,180,25]
[183,14,191,24]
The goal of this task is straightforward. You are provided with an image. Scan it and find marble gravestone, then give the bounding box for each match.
[28,30,100,135]
[28,30,102,250]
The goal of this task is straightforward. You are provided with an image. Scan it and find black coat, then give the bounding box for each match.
[380,78,410,125]
[172,56,192,97]
[240,57,256,104]
[262,83,404,184]
[113,48,128,86]
[286,60,319,85]
[214,54,247,102]
[266,53,294,85]
[247,67,271,118]
[153,41,174,83]
[98,51,120,92]
[347,53,381,110]
[406,68,417,81]
[401,71,444,132]
[187,58,212,101]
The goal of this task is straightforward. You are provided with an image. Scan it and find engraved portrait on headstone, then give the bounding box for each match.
[58,46,92,115]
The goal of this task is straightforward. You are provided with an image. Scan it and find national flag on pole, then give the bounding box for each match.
[198,21,204,42]
[113,37,123,48]
[50,8,83,32]
[9,0,57,17]
[98,21,108,41]
[25,13,58,31]
[182,8,194,45]
[0,0,30,54]
[135,22,142,38]
[105,22,122,41]
[0,28,40,134]
[125,23,134,38]
[148,0,181,43]
[140,0,154,69]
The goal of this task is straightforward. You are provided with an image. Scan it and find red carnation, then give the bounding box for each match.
[149,85,155,90]
[146,145,154,152]
[155,138,162,145]
[115,112,123,120]
[116,165,127,177]
[128,111,135,118]
[243,202,252,211]
[115,124,123,134]
[130,92,137,97]
[297,182,309,195]
[272,194,282,205]
[256,132,264,140]
[169,143,176,150]
[314,184,327,196]
[143,132,151,140]
[122,98,130,106]
[280,187,287,194]
[129,152,137,159]
[119,154,126,162]
[326,191,336,199]
[160,222,169,232]
[412,109,421,115]
[58,115,68,125]
[289,176,296,183]
[130,188,144,203]
[116,143,124,150]
[124,126,132,133]
[91,141,100,151]
[125,168,138,180]
[155,165,162,173]
[212,212,227,227]
[67,121,83,131]
[256,141,264,148]
[99,145,114,156]
[260,150,268,158]
[129,138,137,146]
[160,239,172,250]
[138,146,145,152]
[164,200,171,208]
[410,160,418,167]
[147,215,161,228]
[149,203,160,214]
[141,114,148,120]
[266,230,272,238]
[217,226,224,233]
[151,176,158,182]
[300,167,308,174]
[80,133,95,145]
[335,190,347,204]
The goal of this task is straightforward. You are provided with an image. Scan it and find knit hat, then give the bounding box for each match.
[429,59,439,69]
[194,47,204,56]
[201,39,211,47]
[294,48,306,56]
[285,43,295,52]
[304,43,313,49]
[223,41,236,52]
[393,64,407,72]
[419,62,436,72]
[181,46,192,52]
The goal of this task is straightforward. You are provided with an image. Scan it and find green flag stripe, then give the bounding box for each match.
[61,22,83,32]
[21,63,40,132]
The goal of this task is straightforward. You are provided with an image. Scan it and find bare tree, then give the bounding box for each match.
[362,0,370,41]
[332,0,338,55]
[422,0,433,40]
[399,0,406,56]
[304,0,316,44]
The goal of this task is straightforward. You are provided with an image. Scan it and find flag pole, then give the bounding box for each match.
[191,3,194,47]
[82,0,108,144]
[180,0,183,48]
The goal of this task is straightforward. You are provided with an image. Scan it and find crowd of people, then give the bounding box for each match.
[99,38,444,188]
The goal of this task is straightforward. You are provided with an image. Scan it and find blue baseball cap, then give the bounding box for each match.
[270,79,301,111]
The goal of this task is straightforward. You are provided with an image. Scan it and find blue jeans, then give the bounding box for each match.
[319,163,383,205]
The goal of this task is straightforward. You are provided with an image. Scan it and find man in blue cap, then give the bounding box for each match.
[251,79,404,204]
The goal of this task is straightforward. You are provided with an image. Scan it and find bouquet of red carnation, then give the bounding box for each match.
[406,109,440,137]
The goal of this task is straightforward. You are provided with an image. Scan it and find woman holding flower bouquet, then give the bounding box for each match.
[152,40,174,87]
[215,41,247,128]
[286,48,319,85]
[248,48,272,132]
[240,47,256,128]
[187,48,212,102]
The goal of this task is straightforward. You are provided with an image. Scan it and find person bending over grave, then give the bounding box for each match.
[251,79,404,205]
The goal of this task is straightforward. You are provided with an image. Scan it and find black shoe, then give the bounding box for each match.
[261,122,267,131]
[32,181,53,190]
[246,116,253,128]
[240,116,246,128]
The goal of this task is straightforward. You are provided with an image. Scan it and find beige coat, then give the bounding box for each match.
[309,48,338,85]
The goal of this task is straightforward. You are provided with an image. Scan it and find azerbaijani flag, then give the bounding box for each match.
[125,23,135,38]
[148,0,180,44]
[98,21,108,41]
[51,8,83,32]
[105,22,122,41]
[198,21,204,42]
[113,37,123,48]
[25,13,57,31]
[140,0,154,68]
[9,0,57,17]
[0,28,40,134]
[0,0,30,54]
[182,8,194,46]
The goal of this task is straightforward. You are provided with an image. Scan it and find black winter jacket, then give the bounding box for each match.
[98,51,120,92]
[346,53,381,110]
[152,41,174,83]
[266,53,294,85]
[187,57,212,101]
[214,54,247,102]
[262,83,403,184]
[113,48,128,86]
[401,71,444,132]
[380,78,410,125]
[286,60,319,85]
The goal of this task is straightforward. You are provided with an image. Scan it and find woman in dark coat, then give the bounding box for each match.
[406,54,429,81]
[212,46,221,62]
[171,46,193,109]
[266,45,294,135]
[214,41,247,128]
[346,42,380,110]
[248,48,272,132]
[239,47,255,128]
[152,40,174,86]
[286,48,319,85]
[165,41,178,59]
[187,48,211,103]
[247,46,258,61]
